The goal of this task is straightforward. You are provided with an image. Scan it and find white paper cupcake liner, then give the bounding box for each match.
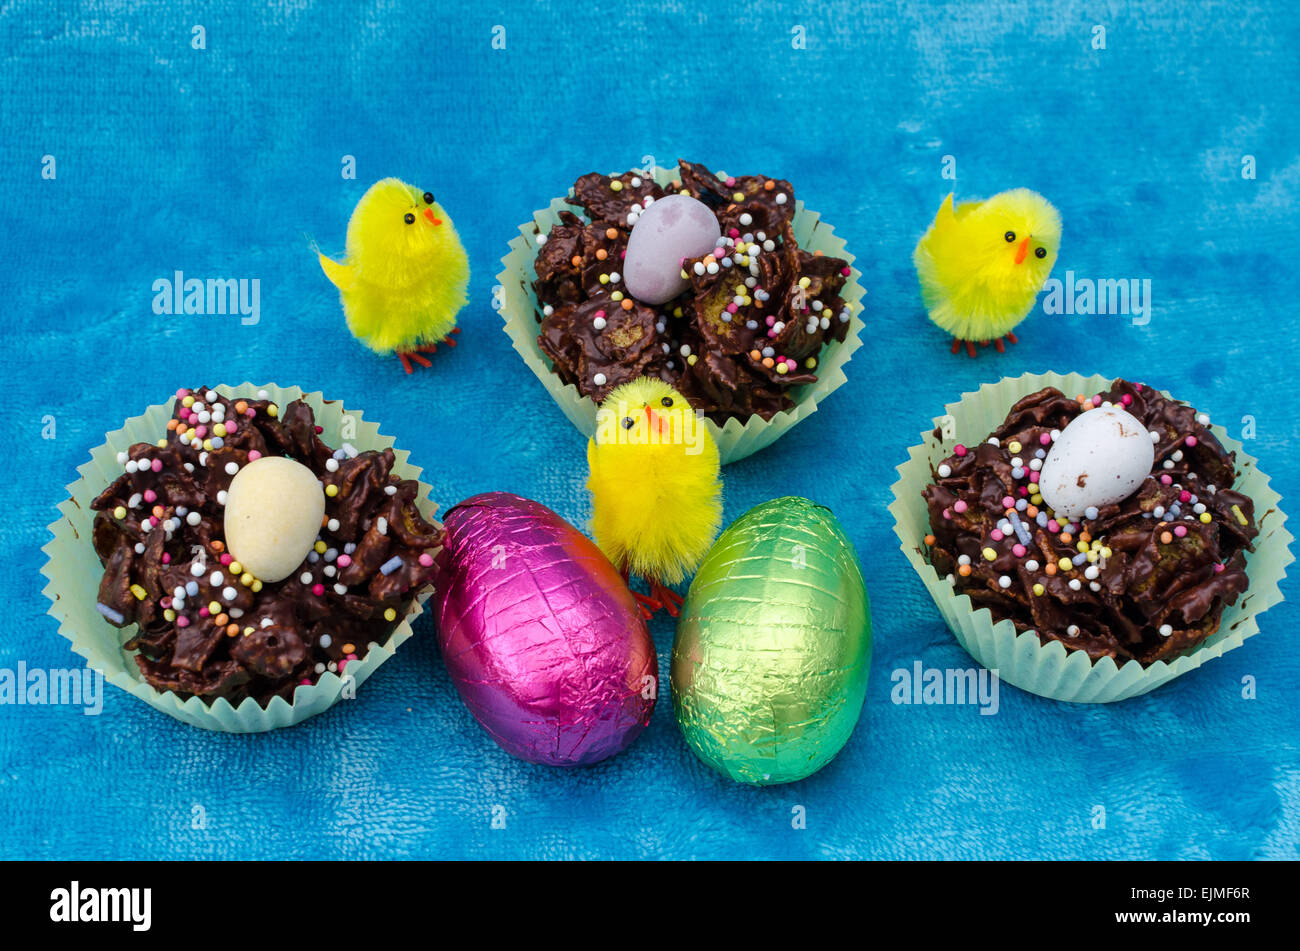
[497,165,866,465]
[888,371,1293,702]
[40,383,439,732]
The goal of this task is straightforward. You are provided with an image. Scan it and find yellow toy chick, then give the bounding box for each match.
[914,188,1061,357]
[319,177,470,373]
[587,377,722,618]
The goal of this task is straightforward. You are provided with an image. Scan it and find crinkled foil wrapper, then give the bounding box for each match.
[672,497,871,784]
[437,492,657,766]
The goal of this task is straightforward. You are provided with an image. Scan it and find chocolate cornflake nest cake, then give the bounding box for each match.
[532,159,853,423]
[89,387,442,706]
[922,379,1258,665]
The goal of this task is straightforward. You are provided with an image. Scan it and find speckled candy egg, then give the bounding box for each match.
[623,193,721,305]
[1039,405,1155,520]
[223,456,326,582]
[671,497,871,785]
[436,492,657,767]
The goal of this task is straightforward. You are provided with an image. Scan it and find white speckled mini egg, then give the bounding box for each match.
[224,456,325,582]
[1039,406,1155,520]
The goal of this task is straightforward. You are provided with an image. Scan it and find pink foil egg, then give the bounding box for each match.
[436,492,657,766]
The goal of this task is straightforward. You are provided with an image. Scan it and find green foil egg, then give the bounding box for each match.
[671,497,871,785]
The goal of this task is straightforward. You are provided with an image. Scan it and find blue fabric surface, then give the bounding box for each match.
[2,0,1298,860]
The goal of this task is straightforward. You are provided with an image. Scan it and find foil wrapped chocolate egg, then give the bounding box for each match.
[672,497,871,785]
[437,492,657,766]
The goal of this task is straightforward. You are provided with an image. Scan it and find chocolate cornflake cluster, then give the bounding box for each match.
[532,159,855,423]
[922,380,1258,665]
[90,387,443,706]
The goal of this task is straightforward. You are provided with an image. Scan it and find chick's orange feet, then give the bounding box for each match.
[396,328,461,373]
[620,569,683,619]
[949,332,1018,358]
[648,579,684,617]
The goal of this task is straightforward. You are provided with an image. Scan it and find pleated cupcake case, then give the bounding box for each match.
[889,371,1292,702]
[41,383,439,732]
[497,165,866,465]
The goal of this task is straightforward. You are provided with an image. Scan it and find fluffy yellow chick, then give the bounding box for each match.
[319,177,470,373]
[914,188,1061,357]
[587,377,722,618]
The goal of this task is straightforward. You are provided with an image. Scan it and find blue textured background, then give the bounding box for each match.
[2,1,1297,860]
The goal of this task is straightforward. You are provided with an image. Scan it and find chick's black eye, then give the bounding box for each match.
[423,192,435,205]
[621,417,636,430]
[661,396,673,407]
[403,212,415,225]
[1034,246,1047,259]
[1004,231,1016,242]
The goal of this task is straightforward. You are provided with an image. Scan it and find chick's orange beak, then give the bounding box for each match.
[1014,236,1030,265]
[644,406,668,437]
[423,207,441,226]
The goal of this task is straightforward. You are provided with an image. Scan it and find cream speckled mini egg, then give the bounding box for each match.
[223,456,325,582]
